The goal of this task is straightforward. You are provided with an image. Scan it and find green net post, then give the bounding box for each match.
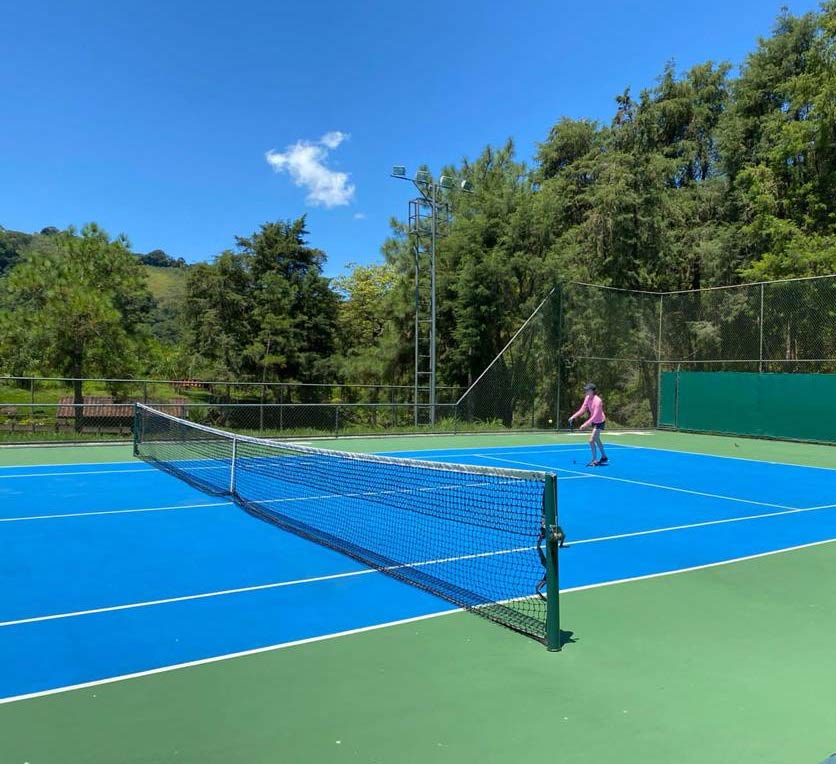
[230,437,238,494]
[544,473,561,651]
[132,403,140,457]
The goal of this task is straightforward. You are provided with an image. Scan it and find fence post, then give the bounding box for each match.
[655,293,665,427]
[674,363,681,429]
[759,283,765,373]
[335,405,340,438]
[555,284,563,430]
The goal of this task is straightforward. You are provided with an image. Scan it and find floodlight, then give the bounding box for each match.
[460,179,474,192]
[415,170,431,184]
[439,175,453,189]
[392,165,406,177]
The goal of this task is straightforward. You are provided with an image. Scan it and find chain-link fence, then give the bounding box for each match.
[0,377,469,443]
[458,275,836,438]
[2,277,833,443]
[0,402,478,443]
[0,376,464,407]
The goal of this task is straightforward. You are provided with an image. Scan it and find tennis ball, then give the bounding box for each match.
[548,418,553,424]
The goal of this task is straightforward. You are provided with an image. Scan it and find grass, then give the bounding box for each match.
[143,264,188,306]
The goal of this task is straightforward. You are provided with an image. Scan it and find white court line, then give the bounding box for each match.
[353,431,651,452]
[0,608,460,705]
[376,442,631,456]
[3,534,835,706]
[0,569,379,628]
[476,454,797,511]
[0,474,563,525]
[562,535,836,594]
[0,460,141,470]
[0,501,232,524]
[9,495,836,628]
[0,541,535,628]
[565,500,836,546]
[421,447,595,459]
[0,467,156,479]
[614,441,836,472]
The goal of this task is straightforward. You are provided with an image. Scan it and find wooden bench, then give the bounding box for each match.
[56,397,188,432]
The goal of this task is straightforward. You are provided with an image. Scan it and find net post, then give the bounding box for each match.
[132,403,140,457]
[229,437,238,494]
[544,473,561,651]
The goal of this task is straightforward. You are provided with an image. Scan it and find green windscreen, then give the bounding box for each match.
[659,371,836,443]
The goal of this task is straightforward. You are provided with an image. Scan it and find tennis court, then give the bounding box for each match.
[1,427,834,763]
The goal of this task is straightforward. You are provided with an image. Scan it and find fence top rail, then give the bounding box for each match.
[0,402,462,409]
[568,272,836,297]
[565,355,836,364]
[0,375,462,391]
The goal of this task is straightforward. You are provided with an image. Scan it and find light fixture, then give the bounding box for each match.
[439,175,453,189]
[460,179,474,192]
[392,165,406,177]
[415,170,431,184]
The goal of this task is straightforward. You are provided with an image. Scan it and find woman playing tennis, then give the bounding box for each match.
[568,382,609,467]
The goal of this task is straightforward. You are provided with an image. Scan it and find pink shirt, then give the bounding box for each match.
[572,394,606,426]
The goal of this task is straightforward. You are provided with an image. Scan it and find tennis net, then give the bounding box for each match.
[134,403,561,647]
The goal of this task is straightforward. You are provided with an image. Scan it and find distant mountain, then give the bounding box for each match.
[138,249,187,268]
[0,225,191,342]
[0,225,188,273]
[144,264,190,342]
[0,227,36,274]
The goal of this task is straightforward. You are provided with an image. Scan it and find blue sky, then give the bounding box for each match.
[0,0,824,278]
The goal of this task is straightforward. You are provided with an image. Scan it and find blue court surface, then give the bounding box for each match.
[1,441,834,701]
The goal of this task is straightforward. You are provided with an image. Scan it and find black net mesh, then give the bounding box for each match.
[135,404,554,643]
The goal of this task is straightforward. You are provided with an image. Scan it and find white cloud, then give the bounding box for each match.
[353,212,367,220]
[265,132,354,208]
[320,131,348,149]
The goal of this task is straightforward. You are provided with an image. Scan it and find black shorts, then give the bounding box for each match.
[592,421,606,430]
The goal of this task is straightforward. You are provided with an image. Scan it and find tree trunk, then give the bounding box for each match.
[72,350,84,433]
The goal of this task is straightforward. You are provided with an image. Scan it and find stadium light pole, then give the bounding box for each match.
[390,167,473,425]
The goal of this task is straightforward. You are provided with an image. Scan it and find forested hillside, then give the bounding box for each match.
[1,4,834,391]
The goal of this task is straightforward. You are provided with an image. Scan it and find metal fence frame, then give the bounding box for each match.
[454,273,836,438]
[1,274,833,444]
[0,375,464,405]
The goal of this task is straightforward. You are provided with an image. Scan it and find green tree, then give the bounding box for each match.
[0,224,153,422]
[719,6,836,279]
[0,227,35,275]
[184,218,340,391]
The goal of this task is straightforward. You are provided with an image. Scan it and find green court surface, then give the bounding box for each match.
[1,429,833,467]
[1,431,834,763]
